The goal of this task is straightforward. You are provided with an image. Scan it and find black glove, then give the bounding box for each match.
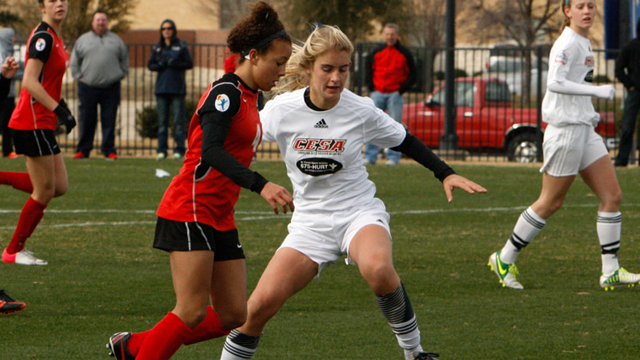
[54,99,76,135]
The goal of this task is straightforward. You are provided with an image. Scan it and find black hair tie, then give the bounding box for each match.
[240,29,287,57]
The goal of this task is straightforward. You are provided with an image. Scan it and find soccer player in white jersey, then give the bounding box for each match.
[219,25,486,360]
[488,0,640,291]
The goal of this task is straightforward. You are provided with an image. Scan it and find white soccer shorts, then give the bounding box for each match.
[279,197,391,277]
[540,124,609,177]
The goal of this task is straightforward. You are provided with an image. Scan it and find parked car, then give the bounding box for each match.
[402,77,616,162]
[483,55,548,96]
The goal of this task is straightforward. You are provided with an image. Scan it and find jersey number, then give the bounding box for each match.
[252,124,261,152]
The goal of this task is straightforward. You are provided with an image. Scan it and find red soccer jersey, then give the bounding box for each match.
[9,22,69,131]
[157,74,261,231]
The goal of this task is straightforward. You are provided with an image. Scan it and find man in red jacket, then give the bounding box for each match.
[364,23,416,166]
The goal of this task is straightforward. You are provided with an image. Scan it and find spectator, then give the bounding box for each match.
[614,18,640,167]
[70,10,129,160]
[148,19,193,161]
[0,27,23,159]
[364,23,416,166]
[224,51,239,73]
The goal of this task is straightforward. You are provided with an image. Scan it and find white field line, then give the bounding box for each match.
[0,203,637,230]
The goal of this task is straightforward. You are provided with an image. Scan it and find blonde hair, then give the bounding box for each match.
[273,25,354,94]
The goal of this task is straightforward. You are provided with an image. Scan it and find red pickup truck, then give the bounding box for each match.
[402,78,617,162]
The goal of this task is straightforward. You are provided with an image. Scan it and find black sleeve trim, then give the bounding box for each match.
[0,75,10,99]
[28,31,54,64]
[391,131,456,182]
[199,85,267,193]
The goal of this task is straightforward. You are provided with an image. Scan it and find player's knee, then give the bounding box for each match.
[363,263,398,293]
[219,307,247,330]
[54,184,68,197]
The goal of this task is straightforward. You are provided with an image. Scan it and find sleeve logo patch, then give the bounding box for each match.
[35,38,46,52]
[215,94,231,112]
[554,50,568,65]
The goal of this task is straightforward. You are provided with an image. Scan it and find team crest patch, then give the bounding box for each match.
[554,50,568,65]
[584,56,594,66]
[35,38,46,52]
[215,94,230,112]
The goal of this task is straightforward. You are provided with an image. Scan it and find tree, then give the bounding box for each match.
[194,0,251,29]
[0,0,19,27]
[10,0,136,41]
[464,0,562,100]
[273,0,409,43]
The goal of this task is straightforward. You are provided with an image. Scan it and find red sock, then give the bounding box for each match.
[128,306,230,355]
[6,197,46,254]
[0,171,33,194]
[127,330,151,357]
[136,312,191,360]
[184,306,231,345]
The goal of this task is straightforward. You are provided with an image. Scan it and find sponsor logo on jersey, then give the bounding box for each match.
[584,56,594,66]
[584,69,593,83]
[296,157,343,176]
[215,94,231,112]
[292,138,346,155]
[314,119,328,128]
[35,38,46,52]
[554,50,568,65]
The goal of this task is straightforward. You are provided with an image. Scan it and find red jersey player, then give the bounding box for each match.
[1,0,76,266]
[106,3,294,360]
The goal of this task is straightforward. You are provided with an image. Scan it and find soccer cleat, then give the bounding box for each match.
[488,251,523,290]
[107,153,118,161]
[412,352,440,360]
[106,332,135,360]
[73,151,88,159]
[0,290,26,315]
[2,248,48,266]
[172,153,183,161]
[156,153,166,161]
[6,152,20,159]
[600,267,640,291]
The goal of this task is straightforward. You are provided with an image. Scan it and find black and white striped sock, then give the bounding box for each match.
[376,283,421,351]
[220,329,261,360]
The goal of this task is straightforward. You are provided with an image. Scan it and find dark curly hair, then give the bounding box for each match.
[227,1,290,60]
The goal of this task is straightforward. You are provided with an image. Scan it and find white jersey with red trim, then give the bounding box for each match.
[261,88,405,214]
[542,26,599,126]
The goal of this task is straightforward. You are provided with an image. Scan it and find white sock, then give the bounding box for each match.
[597,212,621,274]
[500,207,545,264]
[404,345,424,360]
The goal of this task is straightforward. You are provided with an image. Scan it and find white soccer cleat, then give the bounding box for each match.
[600,267,640,291]
[2,248,48,266]
[488,251,523,290]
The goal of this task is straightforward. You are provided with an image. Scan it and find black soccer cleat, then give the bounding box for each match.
[413,352,440,360]
[0,289,26,315]
[106,332,135,360]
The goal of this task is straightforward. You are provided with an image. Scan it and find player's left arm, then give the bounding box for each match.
[391,131,487,202]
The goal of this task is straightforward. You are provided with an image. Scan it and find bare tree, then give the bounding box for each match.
[10,0,136,41]
[464,0,562,100]
[194,0,251,30]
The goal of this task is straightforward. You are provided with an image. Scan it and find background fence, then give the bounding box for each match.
[3,42,632,163]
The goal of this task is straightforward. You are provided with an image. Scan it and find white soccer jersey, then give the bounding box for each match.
[542,27,599,126]
[261,88,406,213]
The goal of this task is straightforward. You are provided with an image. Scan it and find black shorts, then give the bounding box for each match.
[13,129,61,157]
[153,217,245,261]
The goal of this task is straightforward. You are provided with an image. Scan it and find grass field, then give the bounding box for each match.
[1,157,640,359]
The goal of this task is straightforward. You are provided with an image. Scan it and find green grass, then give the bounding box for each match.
[2,158,640,359]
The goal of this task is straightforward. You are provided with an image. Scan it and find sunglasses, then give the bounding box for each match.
[162,27,174,30]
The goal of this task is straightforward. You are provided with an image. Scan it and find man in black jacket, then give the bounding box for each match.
[615,19,640,167]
